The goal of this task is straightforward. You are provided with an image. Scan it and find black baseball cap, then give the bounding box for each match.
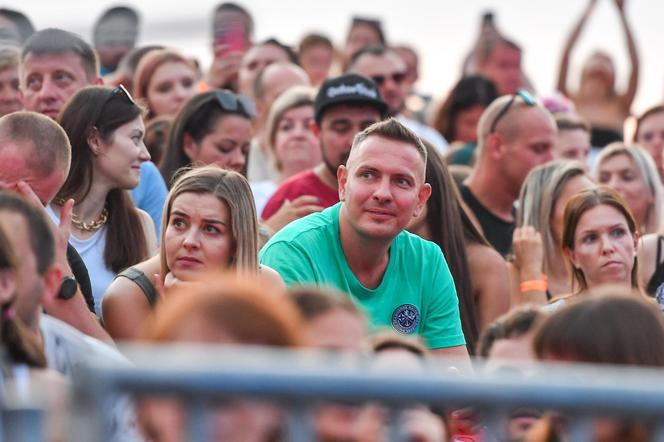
[314,73,388,123]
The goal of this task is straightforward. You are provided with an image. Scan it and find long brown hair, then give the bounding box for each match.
[534,289,664,366]
[561,187,639,293]
[56,86,148,273]
[421,141,483,354]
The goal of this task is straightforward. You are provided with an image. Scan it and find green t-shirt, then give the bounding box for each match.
[259,203,465,349]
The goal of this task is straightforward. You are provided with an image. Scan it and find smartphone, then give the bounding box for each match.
[214,21,246,54]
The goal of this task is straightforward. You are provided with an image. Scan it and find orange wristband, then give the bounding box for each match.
[520,279,547,293]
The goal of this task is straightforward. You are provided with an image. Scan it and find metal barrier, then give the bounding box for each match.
[66,344,664,442]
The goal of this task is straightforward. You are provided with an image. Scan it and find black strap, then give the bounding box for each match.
[116,267,158,307]
[657,235,664,265]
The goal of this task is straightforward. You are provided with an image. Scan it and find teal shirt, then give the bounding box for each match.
[259,203,465,349]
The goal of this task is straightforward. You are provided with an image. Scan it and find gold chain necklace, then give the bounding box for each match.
[54,199,109,232]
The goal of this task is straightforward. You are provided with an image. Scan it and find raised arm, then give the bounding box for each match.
[557,0,597,95]
[616,0,639,111]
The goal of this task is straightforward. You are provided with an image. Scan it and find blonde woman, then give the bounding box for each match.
[102,165,282,340]
[511,161,594,304]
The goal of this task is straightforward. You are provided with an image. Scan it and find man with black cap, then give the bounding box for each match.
[261,73,387,231]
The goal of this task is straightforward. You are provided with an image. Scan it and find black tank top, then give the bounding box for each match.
[647,236,664,296]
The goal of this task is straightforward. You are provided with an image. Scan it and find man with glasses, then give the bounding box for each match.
[20,28,167,236]
[261,73,387,232]
[461,91,556,256]
[347,45,448,153]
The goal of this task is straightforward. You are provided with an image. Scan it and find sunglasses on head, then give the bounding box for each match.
[370,71,406,86]
[489,89,536,133]
[108,84,135,106]
[215,90,256,118]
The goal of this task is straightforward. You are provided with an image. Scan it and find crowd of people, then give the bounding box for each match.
[0,1,663,440]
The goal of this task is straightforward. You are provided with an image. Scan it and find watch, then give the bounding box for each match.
[58,275,78,300]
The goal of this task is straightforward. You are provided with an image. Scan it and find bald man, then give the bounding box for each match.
[460,92,556,256]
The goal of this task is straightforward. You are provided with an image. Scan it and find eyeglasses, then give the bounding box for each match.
[489,89,536,133]
[215,90,256,118]
[370,71,406,86]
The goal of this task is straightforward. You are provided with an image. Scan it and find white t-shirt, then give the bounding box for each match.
[47,205,114,316]
[397,114,449,154]
[40,314,142,441]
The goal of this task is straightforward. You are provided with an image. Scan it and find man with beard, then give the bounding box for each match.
[261,73,387,230]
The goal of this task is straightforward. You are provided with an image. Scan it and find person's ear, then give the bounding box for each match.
[0,270,16,306]
[413,183,432,218]
[564,247,580,270]
[182,133,198,161]
[86,127,104,156]
[633,231,639,254]
[41,264,64,306]
[337,165,348,201]
[486,132,504,160]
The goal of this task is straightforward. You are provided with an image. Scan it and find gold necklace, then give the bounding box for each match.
[54,199,109,232]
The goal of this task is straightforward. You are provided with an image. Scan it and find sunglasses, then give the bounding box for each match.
[370,72,406,86]
[489,89,536,133]
[108,84,135,105]
[215,90,256,118]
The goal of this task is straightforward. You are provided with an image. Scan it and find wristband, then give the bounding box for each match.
[520,278,547,293]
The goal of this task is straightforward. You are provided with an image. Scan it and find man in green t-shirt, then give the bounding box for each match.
[260,118,469,363]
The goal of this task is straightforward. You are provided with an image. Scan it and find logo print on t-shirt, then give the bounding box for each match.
[392,304,419,334]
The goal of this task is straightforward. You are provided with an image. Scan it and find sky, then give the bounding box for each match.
[5,0,664,113]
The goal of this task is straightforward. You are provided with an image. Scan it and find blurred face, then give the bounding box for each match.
[164,192,234,281]
[551,175,595,246]
[146,61,196,117]
[274,105,320,177]
[597,154,652,230]
[21,51,95,119]
[317,104,381,176]
[94,116,149,190]
[454,105,485,143]
[497,108,556,198]
[554,129,590,164]
[636,112,664,173]
[238,44,290,96]
[299,44,333,86]
[567,204,637,289]
[0,211,44,328]
[0,67,21,116]
[345,23,381,60]
[306,308,366,351]
[581,54,615,92]
[183,114,252,173]
[0,140,65,204]
[351,52,406,115]
[478,43,522,95]
[338,135,431,241]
